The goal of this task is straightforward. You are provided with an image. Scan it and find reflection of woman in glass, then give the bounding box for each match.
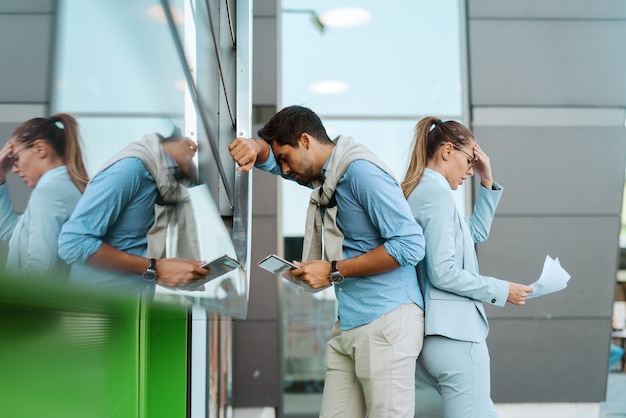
[401,117,533,417]
[0,114,89,277]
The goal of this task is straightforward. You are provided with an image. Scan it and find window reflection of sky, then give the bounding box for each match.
[55,0,185,173]
[56,0,184,115]
[280,0,465,236]
[281,0,462,116]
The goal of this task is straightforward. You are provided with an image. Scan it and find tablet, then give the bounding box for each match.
[180,254,241,291]
[257,254,329,293]
[202,254,241,280]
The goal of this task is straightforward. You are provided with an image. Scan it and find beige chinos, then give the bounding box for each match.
[319,303,424,417]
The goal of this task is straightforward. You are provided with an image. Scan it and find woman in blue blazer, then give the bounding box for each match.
[0,114,89,277]
[401,117,533,417]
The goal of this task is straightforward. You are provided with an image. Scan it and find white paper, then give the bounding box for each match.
[526,255,571,299]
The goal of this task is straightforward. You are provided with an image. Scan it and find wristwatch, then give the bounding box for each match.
[143,258,158,282]
[329,260,344,284]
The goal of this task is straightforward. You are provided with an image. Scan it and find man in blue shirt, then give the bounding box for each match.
[58,133,209,293]
[229,105,425,417]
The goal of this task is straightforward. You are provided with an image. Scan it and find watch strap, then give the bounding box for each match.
[143,258,158,282]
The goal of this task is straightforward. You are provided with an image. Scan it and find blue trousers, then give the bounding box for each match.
[419,335,499,418]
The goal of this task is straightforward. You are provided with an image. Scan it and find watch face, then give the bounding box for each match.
[143,270,157,282]
[330,272,344,283]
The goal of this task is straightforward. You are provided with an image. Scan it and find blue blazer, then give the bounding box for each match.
[407,169,509,343]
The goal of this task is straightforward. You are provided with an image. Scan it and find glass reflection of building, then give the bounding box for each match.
[1,0,252,417]
[55,0,251,303]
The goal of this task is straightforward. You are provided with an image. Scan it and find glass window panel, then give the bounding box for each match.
[53,0,248,319]
[56,0,184,115]
[72,117,178,175]
[281,0,463,117]
[280,1,464,415]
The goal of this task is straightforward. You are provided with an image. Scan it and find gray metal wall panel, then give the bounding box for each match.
[472,107,626,127]
[479,216,618,318]
[465,0,624,406]
[469,20,626,106]
[245,210,280,321]
[253,0,276,17]
[473,126,626,215]
[232,321,280,406]
[252,17,277,106]
[232,1,281,410]
[252,169,279,216]
[0,124,15,146]
[0,15,52,103]
[0,0,54,13]
[469,0,626,19]
[488,318,609,402]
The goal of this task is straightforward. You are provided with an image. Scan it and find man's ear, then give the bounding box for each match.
[299,133,311,149]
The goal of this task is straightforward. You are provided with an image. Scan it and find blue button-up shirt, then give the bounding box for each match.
[58,157,157,288]
[257,148,425,330]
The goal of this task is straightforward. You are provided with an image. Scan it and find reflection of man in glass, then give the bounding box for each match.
[58,130,209,293]
[229,105,426,417]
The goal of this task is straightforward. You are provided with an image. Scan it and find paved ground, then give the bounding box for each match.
[600,372,626,418]
[281,371,626,417]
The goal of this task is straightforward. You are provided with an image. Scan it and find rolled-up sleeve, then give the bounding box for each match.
[345,161,425,266]
[58,217,104,265]
[255,148,283,176]
[381,199,425,267]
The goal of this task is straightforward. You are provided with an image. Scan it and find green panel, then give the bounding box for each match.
[0,276,191,418]
[145,300,190,418]
[0,276,141,418]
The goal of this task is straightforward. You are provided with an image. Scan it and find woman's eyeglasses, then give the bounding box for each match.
[452,143,477,168]
[8,144,34,166]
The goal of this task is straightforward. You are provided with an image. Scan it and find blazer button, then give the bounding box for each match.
[491,298,496,303]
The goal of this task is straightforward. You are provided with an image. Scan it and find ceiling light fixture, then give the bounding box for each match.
[309,80,349,95]
[319,7,372,29]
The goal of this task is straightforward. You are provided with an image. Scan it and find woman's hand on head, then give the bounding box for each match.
[473,144,493,190]
[0,141,14,183]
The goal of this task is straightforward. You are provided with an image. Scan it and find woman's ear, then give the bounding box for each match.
[33,139,48,158]
[441,142,453,161]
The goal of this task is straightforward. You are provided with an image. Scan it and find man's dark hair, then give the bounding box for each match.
[257,105,332,147]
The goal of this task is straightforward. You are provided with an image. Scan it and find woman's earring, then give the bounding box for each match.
[443,156,449,161]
